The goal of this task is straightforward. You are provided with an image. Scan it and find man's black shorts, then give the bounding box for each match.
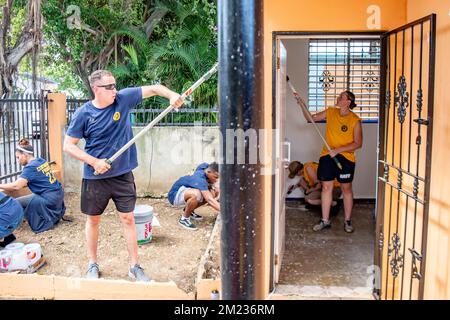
[81,172,136,215]
[318,154,356,184]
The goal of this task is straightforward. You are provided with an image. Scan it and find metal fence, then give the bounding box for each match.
[0,93,49,183]
[66,98,219,127]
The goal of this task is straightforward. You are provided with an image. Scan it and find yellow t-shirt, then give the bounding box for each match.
[320,107,361,163]
[303,162,340,188]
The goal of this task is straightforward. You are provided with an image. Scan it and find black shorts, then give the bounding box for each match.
[81,172,136,215]
[318,154,356,184]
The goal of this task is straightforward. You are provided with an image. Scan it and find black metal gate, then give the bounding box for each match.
[0,92,49,183]
[375,14,436,300]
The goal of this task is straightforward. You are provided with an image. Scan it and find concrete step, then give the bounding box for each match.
[268,284,375,300]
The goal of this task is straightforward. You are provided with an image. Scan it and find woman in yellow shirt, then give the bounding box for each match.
[294,91,362,233]
[287,161,341,208]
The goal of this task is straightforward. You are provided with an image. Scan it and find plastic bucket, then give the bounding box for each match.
[0,250,13,271]
[134,205,153,244]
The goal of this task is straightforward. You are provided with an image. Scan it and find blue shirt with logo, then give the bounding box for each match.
[66,87,142,179]
[19,158,63,195]
[168,167,210,204]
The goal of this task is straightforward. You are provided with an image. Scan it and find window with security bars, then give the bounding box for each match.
[308,39,381,121]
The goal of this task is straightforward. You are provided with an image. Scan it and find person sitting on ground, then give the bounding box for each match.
[168,162,220,231]
[0,191,24,247]
[0,139,66,233]
[287,161,341,210]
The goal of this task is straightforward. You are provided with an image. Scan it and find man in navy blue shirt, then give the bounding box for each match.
[64,69,184,282]
[168,162,220,230]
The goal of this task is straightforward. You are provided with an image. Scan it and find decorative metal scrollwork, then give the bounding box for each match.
[409,248,423,280]
[363,71,378,92]
[413,177,419,199]
[397,170,403,189]
[388,233,404,278]
[386,90,391,109]
[416,88,423,113]
[319,70,334,92]
[394,75,409,124]
[379,232,384,251]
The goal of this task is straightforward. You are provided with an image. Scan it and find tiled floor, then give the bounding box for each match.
[278,201,376,289]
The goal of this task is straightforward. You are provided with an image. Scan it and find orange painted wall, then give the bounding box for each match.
[263,0,407,297]
[407,0,450,300]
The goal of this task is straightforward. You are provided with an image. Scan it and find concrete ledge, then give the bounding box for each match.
[0,273,193,300]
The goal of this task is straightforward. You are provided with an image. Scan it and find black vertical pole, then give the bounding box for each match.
[218,0,265,299]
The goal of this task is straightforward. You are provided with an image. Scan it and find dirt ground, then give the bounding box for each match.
[12,192,218,293]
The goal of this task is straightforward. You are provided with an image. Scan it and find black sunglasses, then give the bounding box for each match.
[96,83,117,90]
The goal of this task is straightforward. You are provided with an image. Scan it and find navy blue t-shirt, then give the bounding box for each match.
[0,191,24,226]
[66,87,142,179]
[168,169,210,204]
[19,158,62,195]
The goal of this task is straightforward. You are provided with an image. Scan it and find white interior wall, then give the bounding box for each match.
[282,39,378,199]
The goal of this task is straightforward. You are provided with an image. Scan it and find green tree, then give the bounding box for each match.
[0,0,43,96]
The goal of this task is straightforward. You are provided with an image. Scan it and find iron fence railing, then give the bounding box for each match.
[66,98,219,127]
[0,93,49,183]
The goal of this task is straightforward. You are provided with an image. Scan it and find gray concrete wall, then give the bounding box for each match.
[63,126,220,197]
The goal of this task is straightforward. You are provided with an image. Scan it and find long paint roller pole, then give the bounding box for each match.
[286,76,343,170]
[95,62,219,175]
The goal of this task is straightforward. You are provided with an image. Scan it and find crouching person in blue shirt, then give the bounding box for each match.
[0,139,66,234]
[168,162,220,231]
[0,191,24,247]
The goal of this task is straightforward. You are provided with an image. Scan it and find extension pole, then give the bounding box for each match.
[95,62,219,175]
[286,76,342,170]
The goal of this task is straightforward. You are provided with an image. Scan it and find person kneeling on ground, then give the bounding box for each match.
[287,161,341,213]
[168,162,220,231]
[0,139,66,234]
[0,191,24,247]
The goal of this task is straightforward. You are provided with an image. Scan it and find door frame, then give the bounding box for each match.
[270,31,384,292]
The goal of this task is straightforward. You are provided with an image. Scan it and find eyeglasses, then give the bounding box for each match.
[96,83,117,90]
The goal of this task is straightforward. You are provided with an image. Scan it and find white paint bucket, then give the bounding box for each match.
[5,242,24,252]
[5,242,29,270]
[24,243,42,265]
[134,205,153,244]
[0,250,13,271]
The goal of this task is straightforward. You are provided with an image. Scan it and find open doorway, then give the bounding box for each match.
[271,32,383,298]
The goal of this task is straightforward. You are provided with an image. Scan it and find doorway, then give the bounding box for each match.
[271,16,436,300]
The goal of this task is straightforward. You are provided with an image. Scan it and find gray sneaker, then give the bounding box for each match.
[313,219,331,232]
[179,217,197,230]
[344,220,354,233]
[128,264,151,282]
[86,262,100,279]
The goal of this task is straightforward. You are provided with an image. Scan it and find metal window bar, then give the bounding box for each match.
[308,39,381,120]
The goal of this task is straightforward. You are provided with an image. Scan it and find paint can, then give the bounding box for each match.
[134,205,153,244]
[5,242,29,270]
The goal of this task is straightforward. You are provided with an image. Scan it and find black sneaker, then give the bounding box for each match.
[190,212,203,221]
[344,220,354,233]
[183,207,203,221]
[178,217,197,231]
[0,233,16,248]
[313,219,331,232]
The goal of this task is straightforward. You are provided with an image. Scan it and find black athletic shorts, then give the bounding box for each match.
[81,172,136,215]
[318,154,356,184]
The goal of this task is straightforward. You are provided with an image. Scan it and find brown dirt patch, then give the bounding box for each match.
[13,192,217,293]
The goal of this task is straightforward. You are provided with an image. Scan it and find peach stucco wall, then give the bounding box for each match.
[407,0,450,300]
[263,0,407,297]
